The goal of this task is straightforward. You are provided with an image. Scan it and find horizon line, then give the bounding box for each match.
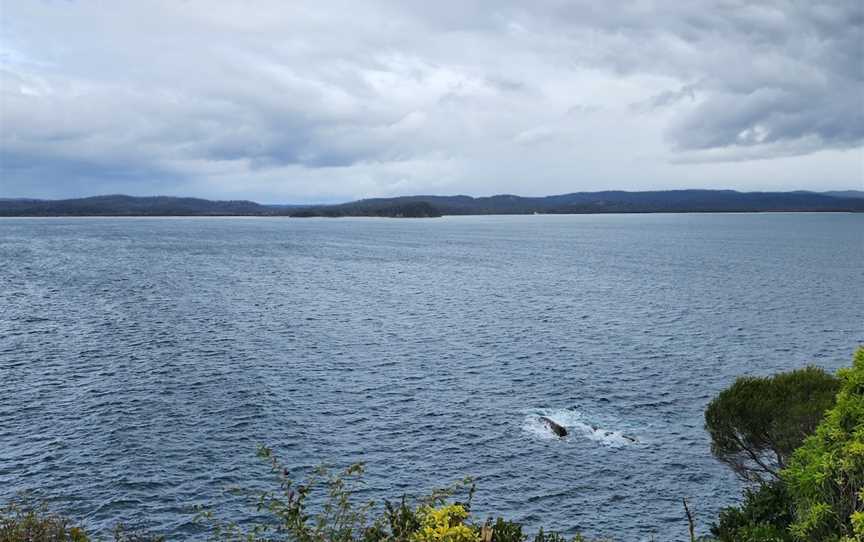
[3,187,863,207]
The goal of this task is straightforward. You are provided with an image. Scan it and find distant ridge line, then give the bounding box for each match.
[0,189,862,217]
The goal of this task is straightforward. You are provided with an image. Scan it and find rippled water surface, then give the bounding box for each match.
[2,214,862,541]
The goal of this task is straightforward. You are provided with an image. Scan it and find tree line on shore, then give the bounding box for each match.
[2,190,863,217]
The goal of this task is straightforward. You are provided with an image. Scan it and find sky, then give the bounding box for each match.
[0,1,862,203]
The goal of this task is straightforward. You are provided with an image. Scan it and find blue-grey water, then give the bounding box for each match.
[1,214,862,541]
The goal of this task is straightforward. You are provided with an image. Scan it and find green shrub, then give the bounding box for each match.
[782,347,864,541]
[0,501,89,542]
[705,366,840,483]
[196,445,477,542]
[378,497,422,542]
[0,501,162,542]
[198,446,374,542]
[411,504,478,542]
[194,445,625,542]
[110,525,164,542]
[710,481,794,542]
[532,528,567,542]
[486,518,523,542]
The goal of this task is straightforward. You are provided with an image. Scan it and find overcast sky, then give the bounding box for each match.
[1,1,862,202]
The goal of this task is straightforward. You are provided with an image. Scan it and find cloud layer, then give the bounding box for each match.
[1,1,862,201]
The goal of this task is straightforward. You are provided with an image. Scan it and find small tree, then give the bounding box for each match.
[705,366,840,483]
[783,347,864,541]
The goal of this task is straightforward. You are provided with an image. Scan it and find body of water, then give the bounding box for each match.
[1,213,862,541]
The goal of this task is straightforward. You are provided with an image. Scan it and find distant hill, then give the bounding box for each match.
[302,189,864,216]
[0,195,271,216]
[0,194,440,218]
[823,190,864,199]
[1,190,862,217]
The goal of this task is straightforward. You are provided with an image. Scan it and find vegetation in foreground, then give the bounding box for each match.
[0,500,163,542]
[3,347,862,542]
[707,347,864,541]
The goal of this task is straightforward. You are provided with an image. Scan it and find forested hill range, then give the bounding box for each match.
[0,195,267,217]
[1,190,863,217]
[307,189,864,216]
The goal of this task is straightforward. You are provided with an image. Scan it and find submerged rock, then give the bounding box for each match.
[539,416,568,437]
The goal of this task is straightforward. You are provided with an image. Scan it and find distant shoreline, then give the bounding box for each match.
[1,189,862,217]
[1,210,863,218]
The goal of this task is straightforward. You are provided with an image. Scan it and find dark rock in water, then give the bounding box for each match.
[539,416,568,437]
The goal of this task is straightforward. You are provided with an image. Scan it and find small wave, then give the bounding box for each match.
[522,408,638,448]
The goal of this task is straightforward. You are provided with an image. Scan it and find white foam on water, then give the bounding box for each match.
[522,408,638,448]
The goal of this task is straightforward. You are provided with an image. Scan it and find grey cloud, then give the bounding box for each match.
[0,147,187,199]
[631,85,698,113]
[538,1,860,152]
[666,83,864,151]
[0,0,861,200]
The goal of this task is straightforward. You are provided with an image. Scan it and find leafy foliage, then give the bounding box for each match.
[710,481,794,542]
[0,501,89,542]
[485,518,523,542]
[378,497,422,542]
[705,366,840,483]
[532,528,568,542]
[196,445,480,542]
[411,505,478,542]
[197,446,378,542]
[782,347,864,541]
[194,445,620,542]
[0,500,163,542]
[110,525,165,542]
